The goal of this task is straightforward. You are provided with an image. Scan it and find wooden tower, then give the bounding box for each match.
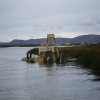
[46,34,59,56]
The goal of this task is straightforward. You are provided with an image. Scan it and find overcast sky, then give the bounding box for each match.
[0,0,100,42]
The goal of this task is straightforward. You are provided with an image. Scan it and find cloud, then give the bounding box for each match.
[0,0,100,41]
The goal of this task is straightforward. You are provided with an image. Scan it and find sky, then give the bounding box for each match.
[0,0,100,42]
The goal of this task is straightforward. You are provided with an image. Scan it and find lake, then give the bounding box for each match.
[0,47,100,100]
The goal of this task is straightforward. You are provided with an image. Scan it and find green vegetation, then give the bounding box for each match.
[62,44,100,72]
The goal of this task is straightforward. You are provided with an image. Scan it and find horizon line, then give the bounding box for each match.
[0,34,100,43]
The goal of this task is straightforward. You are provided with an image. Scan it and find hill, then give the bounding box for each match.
[71,34,100,43]
[0,34,100,46]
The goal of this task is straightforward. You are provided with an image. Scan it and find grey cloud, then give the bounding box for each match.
[0,0,100,41]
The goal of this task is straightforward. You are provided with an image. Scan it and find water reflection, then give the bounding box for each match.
[38,62,100,83]
[92,77,100,81]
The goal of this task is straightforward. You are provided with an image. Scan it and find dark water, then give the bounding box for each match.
[0,47,100,100]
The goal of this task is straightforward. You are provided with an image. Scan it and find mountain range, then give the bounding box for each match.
[0,34,100,46]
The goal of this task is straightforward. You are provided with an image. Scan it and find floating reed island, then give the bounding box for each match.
[22,34,100,73]
[22,34,66,64]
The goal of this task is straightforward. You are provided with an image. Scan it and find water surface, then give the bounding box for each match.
[0,47,100,100]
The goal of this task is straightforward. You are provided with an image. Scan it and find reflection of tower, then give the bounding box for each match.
[46,34,59,56]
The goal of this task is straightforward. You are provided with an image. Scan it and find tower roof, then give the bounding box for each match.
[47,34,55,39]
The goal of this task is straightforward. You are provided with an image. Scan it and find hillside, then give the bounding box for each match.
[0,34,100,46]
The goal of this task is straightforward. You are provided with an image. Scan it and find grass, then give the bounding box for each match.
[61,44,100,72]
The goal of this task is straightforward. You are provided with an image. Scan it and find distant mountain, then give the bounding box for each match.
[9,38,71,45]
[71,34,100,43]
[9,38,46,45]
[55,38,71,43]
[0,34,100,46]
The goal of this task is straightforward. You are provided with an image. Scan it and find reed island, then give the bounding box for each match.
[22,34,100,74]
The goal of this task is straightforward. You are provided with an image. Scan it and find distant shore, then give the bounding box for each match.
[0,44,41,48]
